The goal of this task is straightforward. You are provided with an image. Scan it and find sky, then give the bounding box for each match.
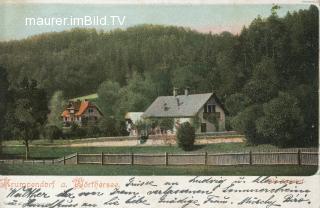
[0,4,310,41]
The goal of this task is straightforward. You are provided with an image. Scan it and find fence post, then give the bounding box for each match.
[298,149,301,166]
[131,152,134,165]
[204,152,208,166]
[165,152,168,166]
[249,151,252,165]
[101,152,104,165]
[63,156,66,165]
[76,152,79,165]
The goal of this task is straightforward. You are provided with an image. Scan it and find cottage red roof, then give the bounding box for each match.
[75,101,89,116]
[61,110,70,117]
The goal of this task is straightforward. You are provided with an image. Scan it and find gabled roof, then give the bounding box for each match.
[75,101,89,116]
[143,93,226,118]
[61,100,103,117]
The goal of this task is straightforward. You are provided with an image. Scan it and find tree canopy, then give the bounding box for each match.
[0,5,318,147]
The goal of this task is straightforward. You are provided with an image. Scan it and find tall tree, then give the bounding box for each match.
[256,92,304,147]
[0,66,10,154]
[47,90,66,128]
[97,80,121,117]
[12,78,49,159]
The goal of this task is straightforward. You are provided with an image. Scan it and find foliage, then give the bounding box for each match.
[42,125,62,141]
[231,105,265,145]
[190,117,201,130]
[135,119,150,136]
[148,118,174,133]
[207,113,220,131]
[10,78,49,159]
[98,117,120,137]
[225,93,251,116]
[242,58,279,104]
[117,72,160,116]
[0,6,318,147]
[47,90,66,128]
[63,123,87,139]
[86,126,101,138]
[0,66,10,154]
[256,92,305,147]
[176,122,195,151]
[159,118,174,131]
[97,80,121,117]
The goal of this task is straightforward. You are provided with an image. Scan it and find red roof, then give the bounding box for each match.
[75,101,89,116]
[61,110,70,117]
[61,100,101,118]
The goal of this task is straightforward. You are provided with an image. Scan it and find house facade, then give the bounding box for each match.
[61,100,103,127]
[142,88,227,133]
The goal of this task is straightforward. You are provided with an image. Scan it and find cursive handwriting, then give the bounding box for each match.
[2,176,315,208]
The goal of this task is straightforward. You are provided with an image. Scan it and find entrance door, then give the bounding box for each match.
[201,123,207,133]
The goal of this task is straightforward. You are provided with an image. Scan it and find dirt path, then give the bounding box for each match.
[4,137,245,147]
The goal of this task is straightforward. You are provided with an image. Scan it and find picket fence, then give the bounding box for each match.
[0,148,318,166]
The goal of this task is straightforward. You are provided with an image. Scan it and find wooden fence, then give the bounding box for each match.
[1,148,318,166]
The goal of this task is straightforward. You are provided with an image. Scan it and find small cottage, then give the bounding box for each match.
[61,100,103,127]
[143,88,227,133]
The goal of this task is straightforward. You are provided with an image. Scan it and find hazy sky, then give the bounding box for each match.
[0,4,310,41]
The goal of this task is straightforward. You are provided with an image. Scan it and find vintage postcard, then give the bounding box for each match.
[0,0,319,207]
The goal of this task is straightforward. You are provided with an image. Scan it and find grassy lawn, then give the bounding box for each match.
[0,143,283,159]
[0,164,317,176]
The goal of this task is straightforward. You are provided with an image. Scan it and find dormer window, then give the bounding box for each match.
[88,108,94,113]
[204,104,215,113]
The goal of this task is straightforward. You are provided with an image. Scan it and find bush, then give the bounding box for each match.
[86,126,101,137]
[42,125,62,141]
[63,123,86,139]
[176,122,195,151]
[231,105,266,145]
[256,92,304,147]
[98,117,119,137]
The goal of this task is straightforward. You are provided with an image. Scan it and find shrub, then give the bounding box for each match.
[135,120,149,136]
[86,126,101,137]
[159,118,174,132]
[176,122,195,151]
[42,125,62,141]
[98,117,119,137]
[231,105,266,145]
[65,123,86,139]
[256,92,304,147]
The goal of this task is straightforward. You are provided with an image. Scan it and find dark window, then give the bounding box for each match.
[204,104,207,113]
[201,123,207,133]
[207,104,215,113]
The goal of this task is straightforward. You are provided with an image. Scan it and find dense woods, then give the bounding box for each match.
[0,5,318,147]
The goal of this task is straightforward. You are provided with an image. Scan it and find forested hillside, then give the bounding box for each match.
[0,5,318,147]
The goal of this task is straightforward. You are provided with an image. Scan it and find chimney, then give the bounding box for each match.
[173,87,178,97]
[184,87,190,96]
